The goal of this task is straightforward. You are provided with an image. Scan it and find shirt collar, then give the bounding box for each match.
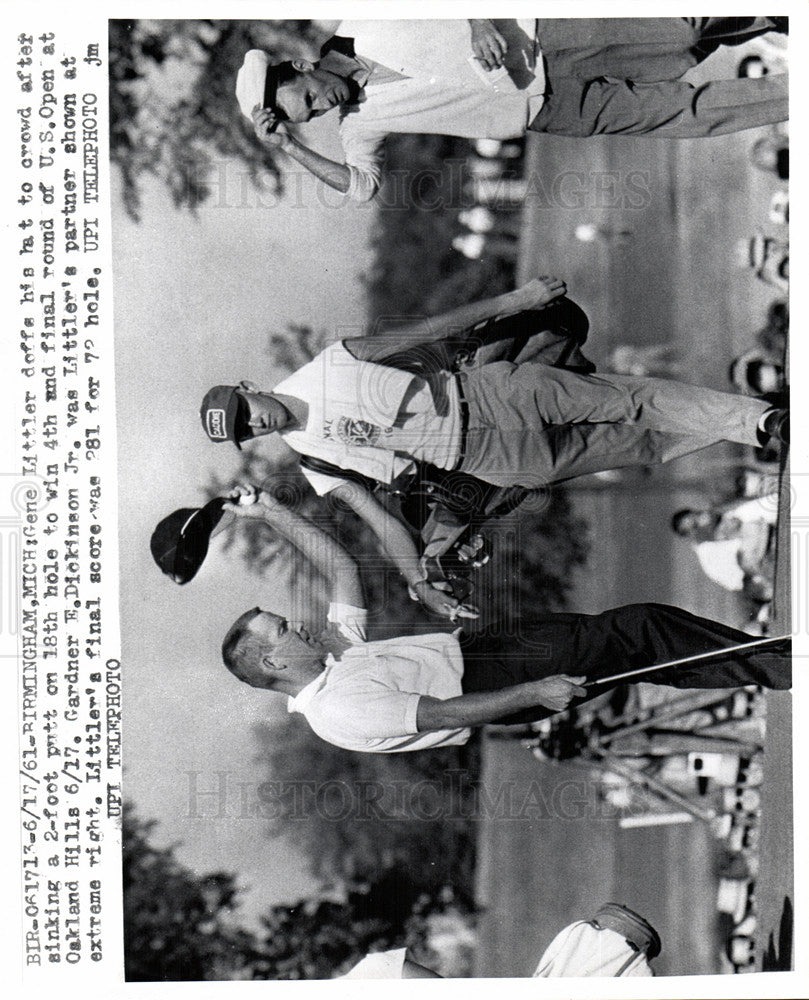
[319,37,373,91]
[287,655,336,714]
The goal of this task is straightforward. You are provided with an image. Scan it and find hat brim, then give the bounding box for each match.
[236,49,270,120]
[151,500,228,584]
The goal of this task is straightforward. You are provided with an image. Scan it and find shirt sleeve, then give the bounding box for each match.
[306,687,469,752]
[339,115,386,202]
[304,681,428,753]
[338,948,407,979]
[315,687,421,740]
[327,603,368,643]
[300,465,349,497]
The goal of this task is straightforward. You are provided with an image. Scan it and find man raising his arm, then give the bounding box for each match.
[237,18,788,202]
[219,487,790,754]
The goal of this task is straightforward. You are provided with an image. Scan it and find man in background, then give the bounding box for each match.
[237,18,788,202]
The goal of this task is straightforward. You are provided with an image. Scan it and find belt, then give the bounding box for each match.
[452,371,470,471]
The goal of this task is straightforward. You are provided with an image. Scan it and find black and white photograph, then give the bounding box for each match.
[108,13,794,985]
[5,7,803,996]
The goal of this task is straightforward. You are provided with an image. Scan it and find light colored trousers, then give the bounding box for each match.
[459,362,768,488]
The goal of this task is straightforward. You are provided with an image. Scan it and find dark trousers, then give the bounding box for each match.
[460,603,791,725]
[531,17,787,138]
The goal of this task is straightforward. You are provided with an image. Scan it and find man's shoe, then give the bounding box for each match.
[591,902,662,958]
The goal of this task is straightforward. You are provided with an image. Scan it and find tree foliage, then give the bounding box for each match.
[253,714,481,895]
[252,874,471,980]
[109,19,320,218]
[122,803,260,980]
[367,134,520,320]
[123,803,471,980]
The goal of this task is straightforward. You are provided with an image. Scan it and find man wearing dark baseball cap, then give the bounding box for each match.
[237,17,787,202]
[198,273,788,622]
[200,381,303,449]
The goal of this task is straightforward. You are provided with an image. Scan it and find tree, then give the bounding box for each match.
[366,134,520,321]
[109,19,320,218]
[123,802,470,981]
[252,876,474,980]
[252,714,481,896]
[122,803,261,980]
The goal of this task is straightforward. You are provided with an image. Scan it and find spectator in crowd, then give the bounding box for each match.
[671,494,779,599]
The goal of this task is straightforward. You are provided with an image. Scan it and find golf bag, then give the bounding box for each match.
[302,298,596,597]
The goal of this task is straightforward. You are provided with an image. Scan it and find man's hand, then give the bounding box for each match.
[417,672,587,732]
[512,275,567,311]
[412,580,479,621]
[469,19,507,70]
[224,483,281,519]
[526,675,587,713]
[251,107,291,151]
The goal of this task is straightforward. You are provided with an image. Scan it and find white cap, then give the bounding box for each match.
[235,49,270,120]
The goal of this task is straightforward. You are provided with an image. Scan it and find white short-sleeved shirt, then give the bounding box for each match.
[336,19,546,202]
[274,341,462,497]
[287,603,470,752]
[302,377,461,496]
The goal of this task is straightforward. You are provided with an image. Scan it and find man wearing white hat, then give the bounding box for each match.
[235,17,788,202]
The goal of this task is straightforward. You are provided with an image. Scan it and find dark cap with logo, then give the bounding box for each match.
[200,385,243,448]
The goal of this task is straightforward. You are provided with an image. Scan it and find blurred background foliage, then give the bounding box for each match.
[367,134,517,319]
[124,802,473,980]
[109,19,319,218]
